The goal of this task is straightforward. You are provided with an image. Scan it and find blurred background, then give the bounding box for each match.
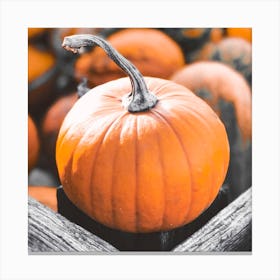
[28,27,252,211]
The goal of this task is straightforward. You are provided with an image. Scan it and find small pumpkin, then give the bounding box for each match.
[28,115,40,172]
[56,34,230,233]
[28,28,48,39]
[194,37,252,86]
[28,45,58,115]
[74,28,185,88]
[226,28,252,43]
[28,186,57,211]
[171,61,252,199]
[41,79,89,166]
[171,61,252,144]
[209,28,225,43]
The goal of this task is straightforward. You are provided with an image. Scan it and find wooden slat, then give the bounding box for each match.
[28,197,118,253]
[172,187,252,252]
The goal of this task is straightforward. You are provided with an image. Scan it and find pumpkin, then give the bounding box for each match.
[56,34,230,233]
[197,37,252,86]
[28,186,57,211]
[28,45,58,115]
[28,28,47,39]
[28,115,40,172]
[171,61,252,199]
[226,28,252,43]
[41,93,78,163]
[171,61,252,144]
[209,28,225,43]
[185,37,252,87]
[41,79,89,166]
[28,45,55,82]
[74,28,185,88]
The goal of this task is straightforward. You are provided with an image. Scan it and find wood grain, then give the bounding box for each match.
[172,187,252,252]
[28,197,118,253]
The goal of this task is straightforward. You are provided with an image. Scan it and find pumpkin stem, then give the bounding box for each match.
[62,34,158,112]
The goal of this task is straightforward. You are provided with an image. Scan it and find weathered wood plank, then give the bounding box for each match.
[28,197,118,253]
[172,187,252,252]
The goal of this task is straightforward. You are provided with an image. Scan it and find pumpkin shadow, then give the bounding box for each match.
[57,184,229,252]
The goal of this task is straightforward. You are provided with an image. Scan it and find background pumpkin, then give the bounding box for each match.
[209,28,225,43]
[28,28,49,40]
[28,115,40,172]
[41,93,78,169]
[171,61,252,200]
[188,37,252,86]
[40,79,89,172]
[28,185,58,211]
[56,34,230,233]
[28,45,58,116]
[226,28,252,43]
[213,37,252,86]
[74,28,185,88]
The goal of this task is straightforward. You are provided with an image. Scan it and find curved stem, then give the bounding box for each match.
[62,34,158,112]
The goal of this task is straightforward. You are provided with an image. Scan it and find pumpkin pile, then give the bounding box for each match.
[28,28,251,235]
[28,28,58,116]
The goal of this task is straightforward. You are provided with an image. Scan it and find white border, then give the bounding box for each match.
[1,0,280,279]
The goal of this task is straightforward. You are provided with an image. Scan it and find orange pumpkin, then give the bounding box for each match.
[28,28,47,39]
[209,28,225,43]
[28,115,40,171]
[74,28,185,87]
[41,79,89,165]
[28,45,55,83]
[56,34,230,233]
[28,45,58,115]
[41,93,78,162]
[28,186,57,211]
[227,28,252,43]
